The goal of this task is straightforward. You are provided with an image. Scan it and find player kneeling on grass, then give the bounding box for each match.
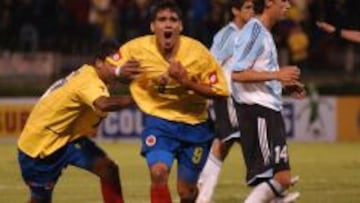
[17,40,140,203]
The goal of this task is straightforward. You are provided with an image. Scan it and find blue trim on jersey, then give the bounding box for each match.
[216,26,235,51]
[241,23,261,61]
[211,23,239,64]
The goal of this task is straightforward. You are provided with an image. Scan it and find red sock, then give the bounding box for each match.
[100,179,124,203]
[151,184,172,203]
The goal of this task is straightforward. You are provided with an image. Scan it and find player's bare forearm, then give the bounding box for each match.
[94,95,134,112]
[232,67,300,84]
[182,79,227,99]
[342,29,360,43]
[316,21,360,43]
[232,69,278,83]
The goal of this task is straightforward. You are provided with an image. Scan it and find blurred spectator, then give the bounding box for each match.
[0,0,358,60]
[188,0,226,47]
[0,0,16,50]
[53,0,77,53]
[187,0,210,42]
[13,0,39,52]
[203,0,227,46]
[317,21,360,43]
[89,0,118,41]
[287,23,310,72]
[18,24,39,52]
[118,0,152,43]
[64,0,99,54]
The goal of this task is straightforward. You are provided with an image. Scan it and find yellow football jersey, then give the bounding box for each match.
[117,35,229,124]
[18,65,109,158]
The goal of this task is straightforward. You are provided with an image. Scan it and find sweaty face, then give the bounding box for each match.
[151,8,182,51]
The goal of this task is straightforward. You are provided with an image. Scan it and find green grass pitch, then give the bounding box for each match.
[1,140,360,203]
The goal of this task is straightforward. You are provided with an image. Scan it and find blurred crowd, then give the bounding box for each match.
[0,0,359,69]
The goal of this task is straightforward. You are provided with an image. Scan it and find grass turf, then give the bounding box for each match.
[1,140,360,203]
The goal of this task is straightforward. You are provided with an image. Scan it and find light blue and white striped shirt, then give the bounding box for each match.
[210,22,240,93]
[229,18,283,111]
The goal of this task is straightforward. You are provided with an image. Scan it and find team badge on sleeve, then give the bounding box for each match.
[145,135,157,147]
[112,52,121,61]
[209,71,218,85]
[106,52,122,67]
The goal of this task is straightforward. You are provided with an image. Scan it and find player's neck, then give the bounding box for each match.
[233,18,246,29]
[95,68,111,85]
[157,41,180,61]
[258,13,276,30]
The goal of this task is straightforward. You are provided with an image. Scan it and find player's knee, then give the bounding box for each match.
[212,139,233,161]
[107,161,120,176]
[177,185,198,202]
[150,163,169,184]
[274,171,292,189]
[95,158,120,180]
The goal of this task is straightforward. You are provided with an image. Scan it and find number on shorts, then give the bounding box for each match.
[192,147,203,164]
[274,145,288,164]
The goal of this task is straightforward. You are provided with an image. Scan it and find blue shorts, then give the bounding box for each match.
[141,115,214,183]
[18,137,105,199]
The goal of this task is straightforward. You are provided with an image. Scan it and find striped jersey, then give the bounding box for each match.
[210,22,240,93]
[229,18,283,111]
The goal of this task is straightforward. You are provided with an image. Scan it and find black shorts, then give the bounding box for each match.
[213,97,240,142]
[234,103,290,186]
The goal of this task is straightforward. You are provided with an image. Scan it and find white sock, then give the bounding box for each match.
[244,180,284,203]
[196,153,222,203]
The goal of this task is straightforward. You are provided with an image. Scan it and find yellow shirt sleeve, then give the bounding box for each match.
[199,49,229,97]
[77,83,109,111]
[114,42,133,72]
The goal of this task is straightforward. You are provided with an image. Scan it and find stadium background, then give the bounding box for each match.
[1,0,360,202]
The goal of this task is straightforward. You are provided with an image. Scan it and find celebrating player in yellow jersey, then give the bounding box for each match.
[112,1,229,202]
[17,40,139,203]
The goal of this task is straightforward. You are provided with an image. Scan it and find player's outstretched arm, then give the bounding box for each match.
[168,60,227,99]
[232,66,300,84]
[341,29,360,43]
[316,21,360,43]
[94,95,134,112]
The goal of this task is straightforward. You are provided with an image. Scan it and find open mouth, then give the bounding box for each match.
[164,31,173,39]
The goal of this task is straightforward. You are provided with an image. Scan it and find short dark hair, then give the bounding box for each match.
[230,0,248,10]
[229,0,250,19]
[253,0,265,14]
[95,40,119,61]
[149,0,183,22]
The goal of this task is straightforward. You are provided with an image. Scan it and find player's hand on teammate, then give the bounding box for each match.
[316,21,336,34]
[117,59,141,82]
[276,66,300,85]
[168,60,190,86]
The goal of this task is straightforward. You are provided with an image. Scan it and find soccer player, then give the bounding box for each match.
[316,21,360,43]
[196,0,255,202]
[229,0,305,202]
[17,40,140,203]
[113,1,229,202]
